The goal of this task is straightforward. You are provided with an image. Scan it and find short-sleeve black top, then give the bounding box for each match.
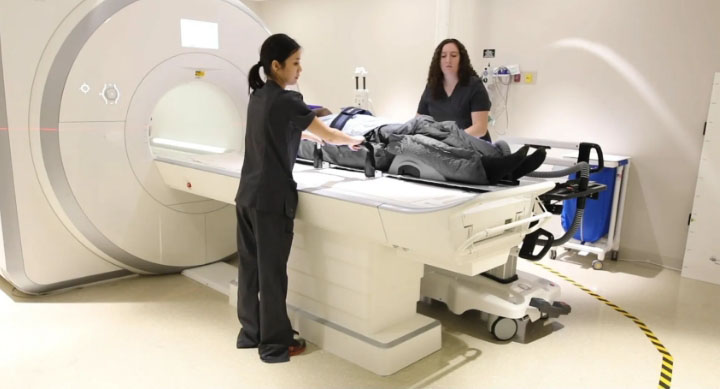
[417,75,492,141]
[235,80,316,218]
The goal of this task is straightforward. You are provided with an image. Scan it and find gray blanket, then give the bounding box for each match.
[379,115,502,158]
[382,116,504,185]
[298,115,507,184]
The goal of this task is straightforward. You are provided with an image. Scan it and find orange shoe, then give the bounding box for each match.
[289,337,306,357]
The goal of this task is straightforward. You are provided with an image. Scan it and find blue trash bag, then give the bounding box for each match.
[561,167,616,243]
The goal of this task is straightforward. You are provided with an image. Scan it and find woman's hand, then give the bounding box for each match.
[347,136,365,151]
[307,117,365,150]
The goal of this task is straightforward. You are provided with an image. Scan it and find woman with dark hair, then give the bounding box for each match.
[235,33,363,364]
[417,38,492,141]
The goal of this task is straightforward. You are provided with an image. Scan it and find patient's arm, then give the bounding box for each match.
[307,117,364,150]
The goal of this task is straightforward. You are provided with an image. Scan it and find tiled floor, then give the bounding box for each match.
[1,254,718,389]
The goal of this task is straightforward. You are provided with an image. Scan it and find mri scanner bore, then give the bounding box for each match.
[0,0,605,376]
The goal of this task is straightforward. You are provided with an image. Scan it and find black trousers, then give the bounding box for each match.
[235,206,295,362]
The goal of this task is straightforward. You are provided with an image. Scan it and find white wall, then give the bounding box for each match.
[246,0,438,121]
[242,1,262,16]
[244,0,720,269]
[448,0,720,269]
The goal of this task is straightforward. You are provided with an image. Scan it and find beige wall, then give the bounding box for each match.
[244,0,438,121]
[243,0,720,269]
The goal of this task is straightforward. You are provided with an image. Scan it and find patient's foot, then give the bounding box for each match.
[511,148,547,180]
[481,145,529,185]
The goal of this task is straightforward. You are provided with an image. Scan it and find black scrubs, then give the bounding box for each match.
[417,75,492,141]
[234,80,315,363]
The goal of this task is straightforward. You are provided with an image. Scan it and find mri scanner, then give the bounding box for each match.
[0,0,573,375]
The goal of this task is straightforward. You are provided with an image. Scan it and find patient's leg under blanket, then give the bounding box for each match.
[297,139,317,161]
[297,115,545,184]
[378,116,504,158]
[297,139,395,171]
[387,134,491,185]
[413,119,503,158]
[323,142,394,171]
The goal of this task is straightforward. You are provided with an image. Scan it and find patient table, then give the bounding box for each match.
[154,147,566,375]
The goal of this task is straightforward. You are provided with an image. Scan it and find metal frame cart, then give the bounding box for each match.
[550,154,631,270]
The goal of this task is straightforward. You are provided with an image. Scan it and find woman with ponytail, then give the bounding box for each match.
[234,33,363,364]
